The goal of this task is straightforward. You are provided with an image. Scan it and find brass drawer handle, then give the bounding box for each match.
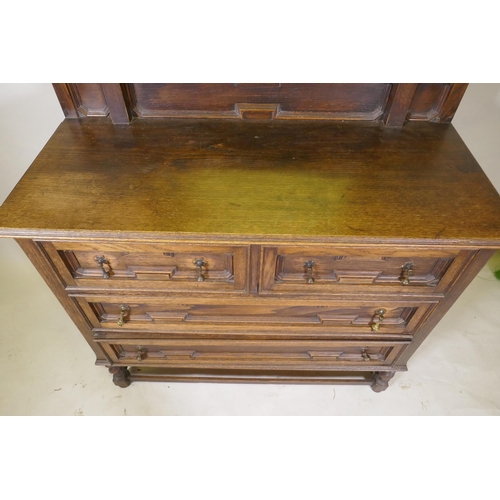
[400,262,414,285]
[193,258,207,281]
[371,308,386,331]
[303,260,316,284]
[361,348,371,361]
[136,347,144,362]
[117,305,130,326]
[95,255,111,279]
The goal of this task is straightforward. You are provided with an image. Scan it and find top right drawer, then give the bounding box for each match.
[260,246,475,296]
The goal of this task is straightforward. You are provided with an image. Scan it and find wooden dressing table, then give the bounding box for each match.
[1,83,499,392]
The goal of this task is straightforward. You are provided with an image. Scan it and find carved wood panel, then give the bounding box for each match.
[126,83,392,120]
[41,241,248,292]
[261,246,467,295]
[52,83,468,125]
[61,250,234,281]
[66,83,108,116]
[408,83,468,122]
[99,339,408,368]
[79,298,433,337]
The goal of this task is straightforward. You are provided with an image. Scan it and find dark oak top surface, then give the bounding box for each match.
[1,118,499,245]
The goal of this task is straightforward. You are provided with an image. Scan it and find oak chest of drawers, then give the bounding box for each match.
[1,83,499,392]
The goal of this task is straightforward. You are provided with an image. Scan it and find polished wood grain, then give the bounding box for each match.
[1,119,499,246]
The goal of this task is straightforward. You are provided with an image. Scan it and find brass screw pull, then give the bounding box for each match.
[361,348,371,362]
[371,308,387,331]
[400,262,414,285]
[303,260,316,284]
[117,305,130,327]
[193,258,207,282]
[136,347,144,362]
[95,255,111,279]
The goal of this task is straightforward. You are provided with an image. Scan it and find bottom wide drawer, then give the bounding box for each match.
[99,339,409,370]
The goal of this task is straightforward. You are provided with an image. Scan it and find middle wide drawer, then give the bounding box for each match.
[75,295,437,340]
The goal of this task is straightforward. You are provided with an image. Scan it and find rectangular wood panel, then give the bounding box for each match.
[67,83,108,117]
[408,83,468,122]
[128,83,392,120]
[409,83,450,121]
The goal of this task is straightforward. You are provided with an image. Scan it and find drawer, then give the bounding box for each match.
[98,339,409,369]
[261,246,473,296]
[78,296,435,339]
[42,241,248,293]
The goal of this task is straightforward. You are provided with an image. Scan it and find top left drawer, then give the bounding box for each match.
[40,241,249,294]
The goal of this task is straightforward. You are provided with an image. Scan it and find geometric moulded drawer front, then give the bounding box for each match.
[97,339,409,369]
[41,241,248,293]
[77,297,435,338]
[260,246,473,295]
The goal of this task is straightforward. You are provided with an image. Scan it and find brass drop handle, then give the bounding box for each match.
[371,308,387,331]
[117,305,130,327]
[193,258,207,282]
[400,262,414,285]
[95,255,111,279]
[136,347,144,362]
[361,348,371,361]
[303,260,316,284]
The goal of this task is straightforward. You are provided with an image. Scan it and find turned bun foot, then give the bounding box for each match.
[371,371,395,393]
[109,366,131,388]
